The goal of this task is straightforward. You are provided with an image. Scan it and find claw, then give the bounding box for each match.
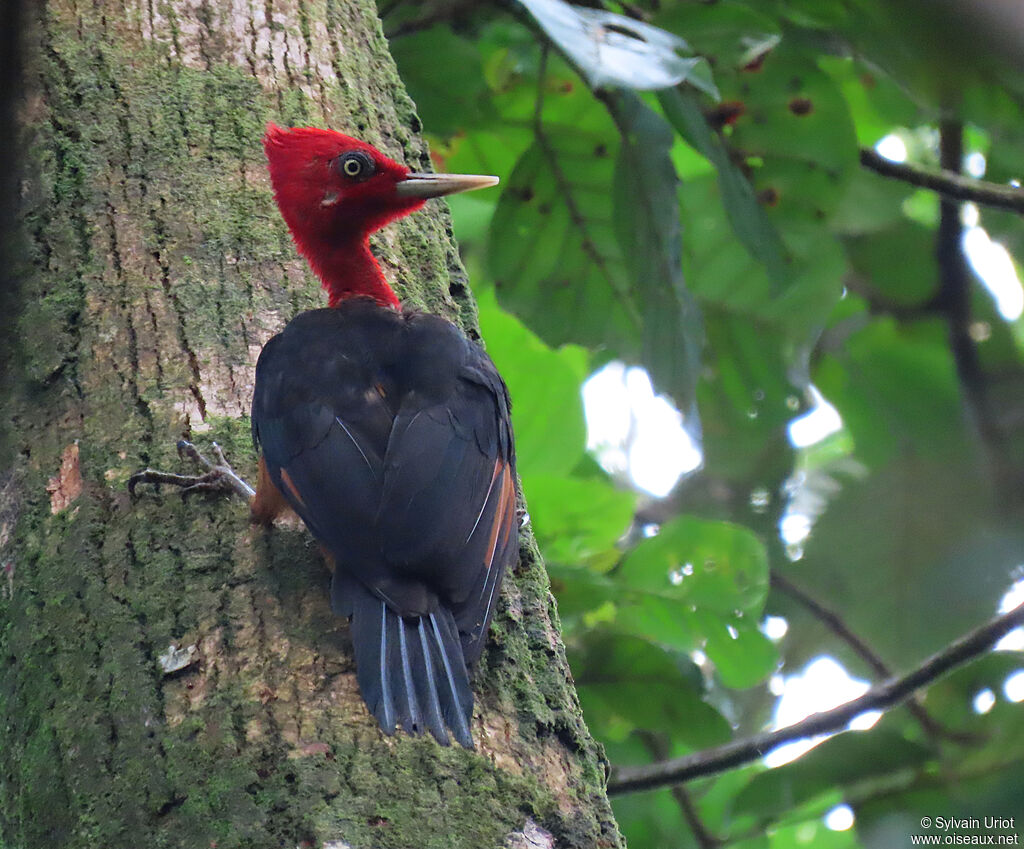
[128,440,255,501]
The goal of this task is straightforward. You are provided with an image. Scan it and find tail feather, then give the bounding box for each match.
[348,582,474,748]
[377,601,395,734]
[429,612,473,746]
[415,620,447,744]
[395,614,425,738]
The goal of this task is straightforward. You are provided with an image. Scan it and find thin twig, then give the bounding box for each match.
[773,570,888,675]
[673,785,722,849]
[607,602,1024,796]
[377,0,404,18]
[600,0,651,21]
[382,0,486,39]
[533,42,549,128]
[859,146,1024,213]
[385,10,459,39]
[638,732,723,849]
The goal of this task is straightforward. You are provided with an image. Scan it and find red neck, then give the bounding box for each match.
[304,235,401,310]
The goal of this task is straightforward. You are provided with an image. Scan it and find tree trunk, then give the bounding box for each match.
[0,2,623,847]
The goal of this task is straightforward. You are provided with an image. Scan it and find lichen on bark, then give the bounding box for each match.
[0,1,624,847]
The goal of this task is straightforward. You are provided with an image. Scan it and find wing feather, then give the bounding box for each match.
[252,301,517,720]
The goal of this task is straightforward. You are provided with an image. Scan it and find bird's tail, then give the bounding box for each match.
[346,584,474,748]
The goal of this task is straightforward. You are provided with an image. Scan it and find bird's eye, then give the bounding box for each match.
[336,151,376,181]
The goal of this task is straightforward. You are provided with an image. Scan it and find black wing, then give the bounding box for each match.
[251,300,517,658]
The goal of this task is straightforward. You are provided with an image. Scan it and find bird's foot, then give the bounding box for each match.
[128,440,255,500]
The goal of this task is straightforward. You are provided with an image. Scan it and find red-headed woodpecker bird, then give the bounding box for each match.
[250,125,516,748]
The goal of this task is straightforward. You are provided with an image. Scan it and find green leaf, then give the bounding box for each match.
[475,286,589,477]
[611,90,704,413]
[820,56,922,148]
[845,220,938,306]
[517,0,718,94]
[768,819,860,849]
[654,1,782,72]
[614,594,702,652]
[815,319,963,466]
[676,170,845,339]
[524,474,635,566]
[659,86,791,288]
[699,611,779,689]
[551,514,776,687]
[690,38,859,262]
[831,168,916,236]
[698,311,801,483]
[489,88,705,413]
[387,26,495,135]
[573,631,732,746]
[547,563,618,624]
[619,515,770,616]
[488,119,640,355]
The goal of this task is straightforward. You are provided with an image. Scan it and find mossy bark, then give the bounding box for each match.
[0,2,624,847]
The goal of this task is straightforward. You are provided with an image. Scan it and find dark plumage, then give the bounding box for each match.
[252,301,517,746]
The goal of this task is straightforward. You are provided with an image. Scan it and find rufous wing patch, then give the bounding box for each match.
[279,467,306,507]
[483,461,515,572]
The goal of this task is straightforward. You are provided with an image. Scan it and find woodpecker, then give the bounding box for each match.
[131,126,515,746]
[249,125,516,748]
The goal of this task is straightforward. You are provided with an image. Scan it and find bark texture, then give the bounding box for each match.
[0,2,624,847]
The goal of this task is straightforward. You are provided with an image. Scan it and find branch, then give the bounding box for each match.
[861,126,1017,504]
[935,122,989,416]
[770,571,973,743]
[859,146,1024,213]
[606,602,1024,796]
[932,122,1016,503]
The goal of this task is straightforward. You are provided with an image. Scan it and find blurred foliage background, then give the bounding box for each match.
[382,0,1024,846]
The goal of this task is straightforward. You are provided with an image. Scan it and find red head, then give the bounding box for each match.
[264,124,498,308]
